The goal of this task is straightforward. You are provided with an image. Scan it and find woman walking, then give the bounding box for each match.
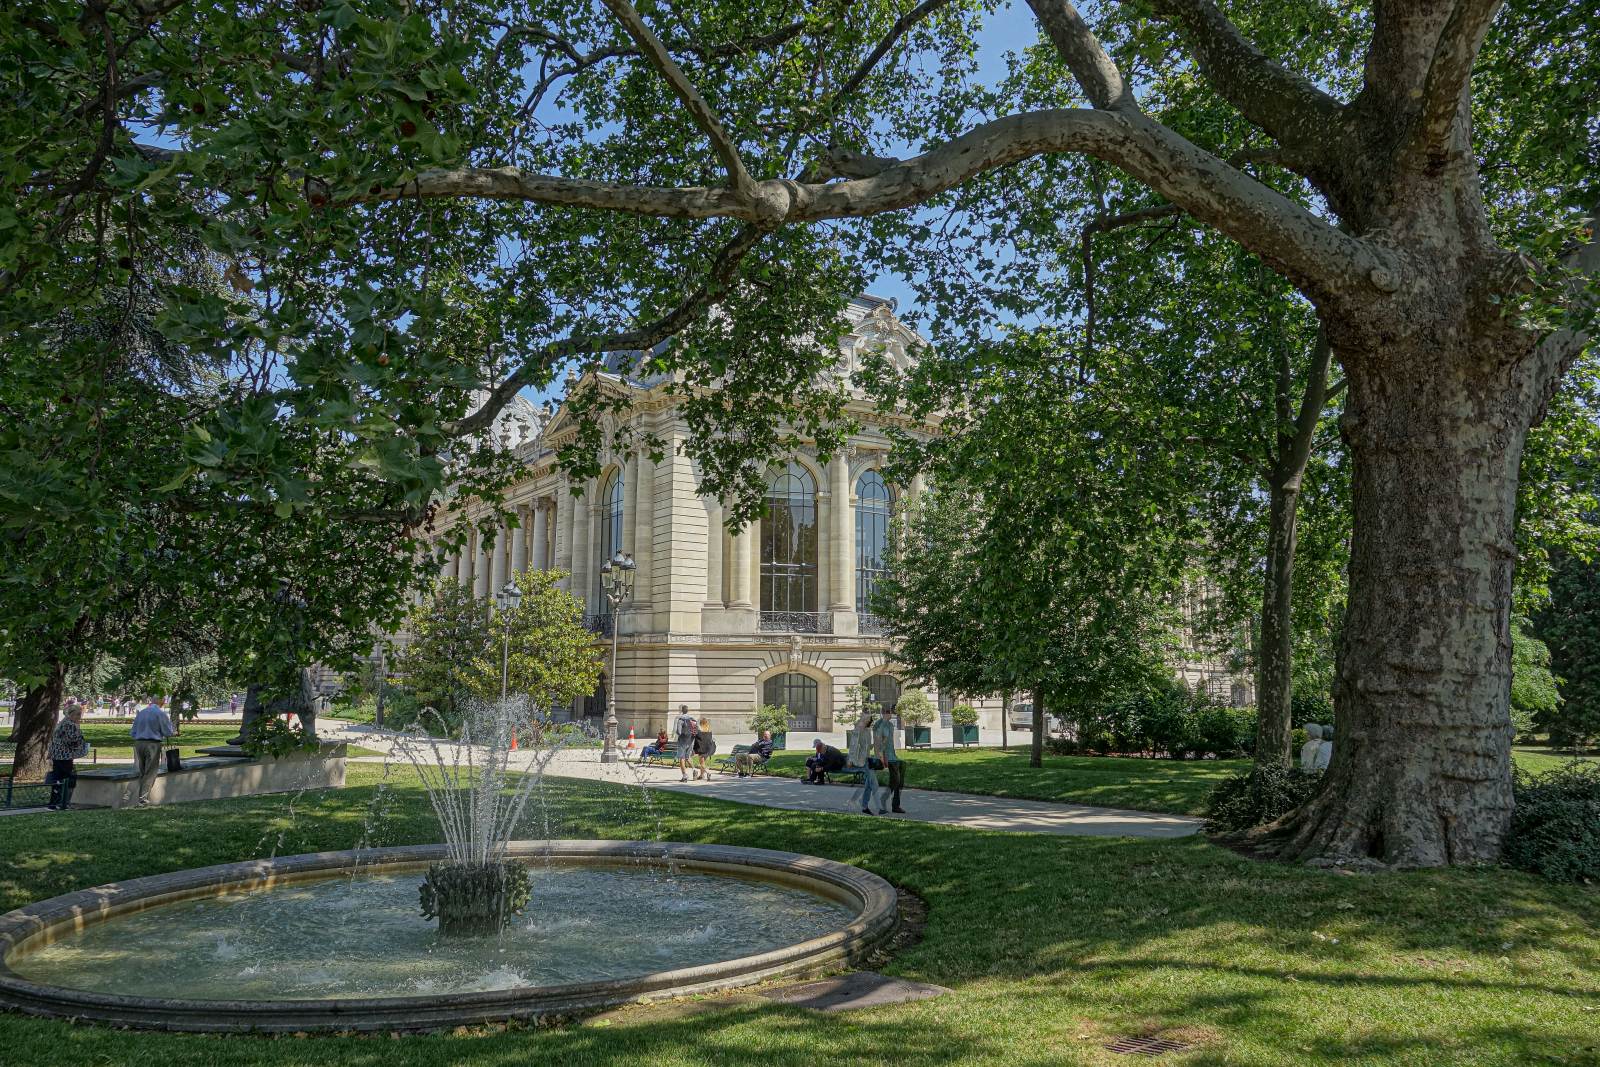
[47,701,90,810]
[845,708,881,815]
[692,717,716,779]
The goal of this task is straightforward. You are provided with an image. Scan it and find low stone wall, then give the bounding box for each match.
[72,742,346,809]
[0,840,900,1033]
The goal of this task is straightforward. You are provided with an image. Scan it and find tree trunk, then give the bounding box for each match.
[1030,686,1044,768]
[1274,347,1532,867]
[1254,478,1300,767]
[9,661,66,782]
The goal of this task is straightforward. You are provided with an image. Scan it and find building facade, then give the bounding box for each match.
[432,297,1000,740]
[429,296,1250,742]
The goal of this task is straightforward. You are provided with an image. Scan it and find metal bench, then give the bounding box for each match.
[714,744,771,776]
[636,741,681,766]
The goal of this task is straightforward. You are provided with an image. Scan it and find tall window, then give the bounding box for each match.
[763,672,819,731]
[761,462,817,613]
[595,471,624,612]
[863,674,901,714]
[855,470,891,611]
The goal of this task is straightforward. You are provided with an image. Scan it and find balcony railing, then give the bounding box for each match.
[857,612,885,635]
[582,613,614,637]
[759,611,833,634]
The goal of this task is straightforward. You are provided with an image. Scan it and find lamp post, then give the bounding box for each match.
[598,551,636,764]
[495,580,524,707]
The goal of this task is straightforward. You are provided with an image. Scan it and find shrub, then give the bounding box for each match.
[1141,691,1197,759]
[747,703,791,735]
[1504,762,1600,883]
[897,689,935,727]
[1044,735,1078,756]
[1192,704,1254,759]
[950,703,979,727]
[1290,688,1335,728]
[1204,763,1323,834]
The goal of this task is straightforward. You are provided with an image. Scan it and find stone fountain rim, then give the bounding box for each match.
[0,839,899,1034]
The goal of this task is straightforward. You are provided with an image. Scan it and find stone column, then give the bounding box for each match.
[705,498,725,605]
[511,505,529,574]
[489,520,508,595]
[555,486,573,589]
[829,456,853,611]
[531,499,549,571]
[729,520,753,609]
[632,452,654,609]
[473,529,490,598]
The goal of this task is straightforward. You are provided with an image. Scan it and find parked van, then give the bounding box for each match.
[1007,701,1062,733]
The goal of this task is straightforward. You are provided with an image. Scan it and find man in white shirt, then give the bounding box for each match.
[130,696,176,806]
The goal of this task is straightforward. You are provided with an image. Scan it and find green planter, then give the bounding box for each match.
[769,731,787,751]
[954,723,979,746]
[905,726,932,748]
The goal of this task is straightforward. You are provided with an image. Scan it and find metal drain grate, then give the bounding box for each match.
[1105,1035,1194,1056]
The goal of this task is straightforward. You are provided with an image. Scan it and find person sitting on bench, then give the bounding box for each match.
[639,729,669,762]
[735,730,775,777]
[804,739,846,784]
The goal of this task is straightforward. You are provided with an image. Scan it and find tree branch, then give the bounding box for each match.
[599,0,757,200]
[1528,200,1600,420]
[1025,0,1136,111]
[1146,0,1344,153]
[1080,204,1184,359]
[357,110,1397,297]
[1413,0,1505,164]
[442,226,764,439]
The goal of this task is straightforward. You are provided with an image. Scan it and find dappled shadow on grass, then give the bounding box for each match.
[2,766,1596,1065]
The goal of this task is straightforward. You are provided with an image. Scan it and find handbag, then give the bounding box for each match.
[867,757,885,771]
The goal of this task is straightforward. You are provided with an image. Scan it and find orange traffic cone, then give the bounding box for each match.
[626,728,636,750]
[510,728,518,751]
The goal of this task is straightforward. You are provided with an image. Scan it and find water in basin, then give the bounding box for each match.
[11,862,853,1000]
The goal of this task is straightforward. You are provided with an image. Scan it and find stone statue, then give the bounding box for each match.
[230,668,320,746]
[1300,723,1333,772]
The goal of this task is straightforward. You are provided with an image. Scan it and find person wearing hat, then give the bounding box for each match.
[804,738,846,784]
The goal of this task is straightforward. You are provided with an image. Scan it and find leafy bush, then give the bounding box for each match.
[240,714,317,758]
[1290,689,1335,729]
[1192,705,1254,759]
[1504,762,1600,883]
[1204,763,1323,834]
[897,689,935,727]
[950,703,979,727]
[747,703,792,735]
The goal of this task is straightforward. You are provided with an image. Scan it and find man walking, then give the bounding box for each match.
[872,706,906,814]
[131,695,176,806]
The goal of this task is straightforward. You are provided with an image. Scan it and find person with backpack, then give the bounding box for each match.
[675,705,698,782]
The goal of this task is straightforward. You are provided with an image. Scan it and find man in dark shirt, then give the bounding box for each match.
[804,739,846,784]
[735,730,776,777]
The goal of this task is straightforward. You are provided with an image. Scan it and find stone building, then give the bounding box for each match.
[431,296,1004,741]
[428,295,1251,741]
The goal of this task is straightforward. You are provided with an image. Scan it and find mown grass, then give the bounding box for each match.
[764,747,1587,817]
[0,763,1596,1065]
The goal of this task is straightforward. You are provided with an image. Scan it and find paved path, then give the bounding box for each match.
[329,724,1200,840]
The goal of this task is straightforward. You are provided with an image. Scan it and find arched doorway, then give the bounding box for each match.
[863,673,901,714]
[763,672,819,731]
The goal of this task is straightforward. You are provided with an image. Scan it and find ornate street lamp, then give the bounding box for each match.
[598,551,636,764]
[494,580,524,706]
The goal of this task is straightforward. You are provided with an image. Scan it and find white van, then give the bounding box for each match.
[1007,702,1062,733]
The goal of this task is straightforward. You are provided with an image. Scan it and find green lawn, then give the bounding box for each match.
[765,747,1589,817]
[0,764,1595,1065]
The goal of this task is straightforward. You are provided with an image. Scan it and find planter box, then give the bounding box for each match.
[769,732,787,752]
[905,726,932,748]
[953,724,979,746]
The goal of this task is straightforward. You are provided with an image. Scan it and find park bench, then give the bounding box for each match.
[714,744,772,776]
[636,741,680,766]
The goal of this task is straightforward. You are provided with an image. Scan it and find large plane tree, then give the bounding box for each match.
[7,0,1598,866]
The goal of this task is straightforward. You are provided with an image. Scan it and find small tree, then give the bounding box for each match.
[469,570,602,716]
[1510,619,1561,743]
[748,704,792,736]
[397,579,492,731]
[896,689,935,728]
[950,703,979,727]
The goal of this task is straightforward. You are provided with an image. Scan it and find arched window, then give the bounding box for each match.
[763,672,819,731]
[863,674,901,714]
[595,471,624,612]
[855,470,891,612]
[761,462,817,616]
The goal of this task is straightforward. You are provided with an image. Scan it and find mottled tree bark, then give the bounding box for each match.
[10,661,65,783]
[1274,329,1540,866]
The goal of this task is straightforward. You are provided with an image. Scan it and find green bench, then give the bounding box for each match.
[714,744,772,776]
[636,741,681,766]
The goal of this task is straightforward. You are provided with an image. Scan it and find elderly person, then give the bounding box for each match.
[804,738,846,784]
[735,730,775,777]
[130,695,176,806]
[47,701,91,810]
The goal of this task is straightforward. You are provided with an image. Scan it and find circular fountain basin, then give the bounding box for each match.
[0,841,898,1033]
